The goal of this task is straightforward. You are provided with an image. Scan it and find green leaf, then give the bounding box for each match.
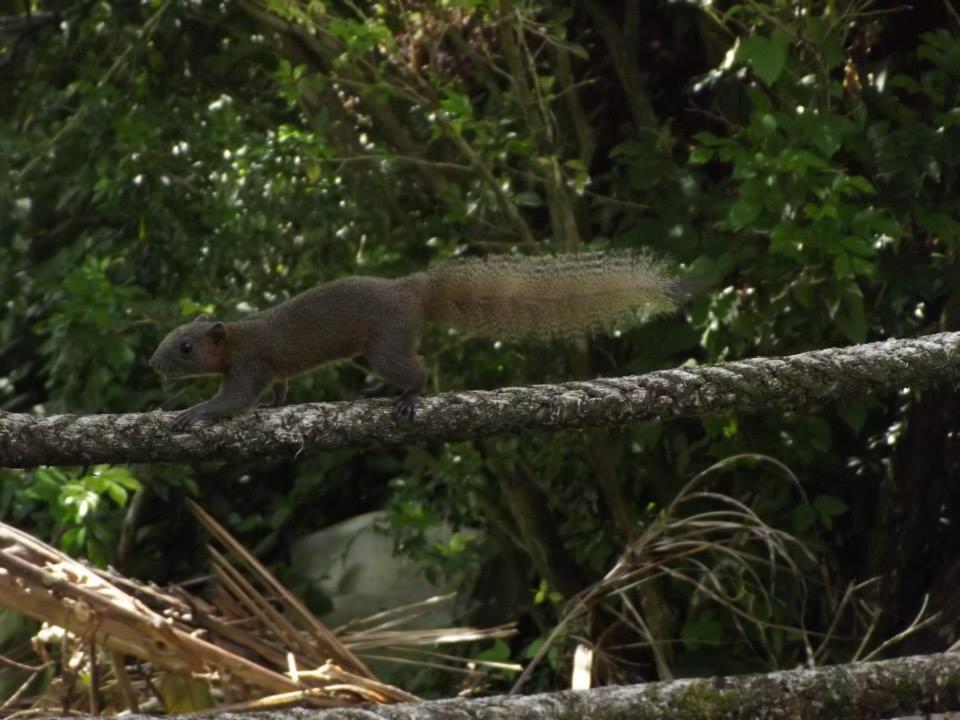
[179,298,215,318]
[61,526,87,553]
[737,35,788,86]
[838,399,867,434]
[791,504,816,534]
[440,89,472,120]
[834,283,867,343]
[791,282,815,308]
[473,639,511,663]
[533,578,561,605]
[770,225,803,257]
[522,638,545,659]
[568,43,589,60]
[27,468,65,502]
[689,145,715,164]
[834,253,855,276]
[813,495,849,529]
[838,235,874,259]
[694,131,733,147]
[728,197,762,228]
[814,495,849,516]
[105,482,128,507]
[682,610,724,649]
[799,114,855,158]
[514,191,543,207]
[843,175,877,195]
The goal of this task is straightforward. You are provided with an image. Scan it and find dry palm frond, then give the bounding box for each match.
[512,454,819,692]
[189,503,518,678]
[0,504,516,716]
[510,454,936,692]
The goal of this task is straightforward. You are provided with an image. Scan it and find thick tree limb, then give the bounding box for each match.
[72,651,960,719]
[2,333,959,468]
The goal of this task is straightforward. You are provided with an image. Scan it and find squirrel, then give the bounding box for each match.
[150,250,689,429]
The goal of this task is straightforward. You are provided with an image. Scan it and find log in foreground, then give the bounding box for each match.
[72,651,960,720]
[2,332,959,468]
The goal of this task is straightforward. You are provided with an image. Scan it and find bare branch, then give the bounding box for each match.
[78,651,960,719]
[2,333,959,468]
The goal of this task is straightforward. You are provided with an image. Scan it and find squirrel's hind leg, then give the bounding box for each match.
[393,390,420,421]
[364,331,427,422]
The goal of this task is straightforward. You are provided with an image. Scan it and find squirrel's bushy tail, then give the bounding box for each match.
[423,250,687,339]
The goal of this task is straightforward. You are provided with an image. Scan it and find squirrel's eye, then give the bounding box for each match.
[179,340,193,355]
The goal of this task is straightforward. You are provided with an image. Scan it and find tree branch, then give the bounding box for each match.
[72,651,960,719]
[2,333,959,468]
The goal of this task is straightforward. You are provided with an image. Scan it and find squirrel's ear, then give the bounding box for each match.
[194,313,209,323]
[207,322,227,344]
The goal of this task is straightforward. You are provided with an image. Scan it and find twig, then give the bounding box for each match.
[861,595,937,662]
[0,669,43,711]
[111,651,140,713]
[0,653,45,673]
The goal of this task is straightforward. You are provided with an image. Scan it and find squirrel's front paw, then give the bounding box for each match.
[171,407,203,431]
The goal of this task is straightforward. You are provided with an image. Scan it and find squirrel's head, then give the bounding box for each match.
[150,314,229,377]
